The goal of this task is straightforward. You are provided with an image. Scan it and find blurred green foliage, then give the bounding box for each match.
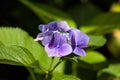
[0,0,120,80]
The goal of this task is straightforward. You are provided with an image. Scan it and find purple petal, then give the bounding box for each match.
[57,44,72,56]
[41,31,53,46]
[38,21,70,32]
[42,35,52,46]
[34,33,45,41]
[76,32,89,48]
[48,32,67,48]
[68,28,89,48]
[48,21,59,31]
[35,31,53,45]
[68,29,76,49]
[45,45,57,57]
[57,21,70,32]
[73,47,86,56]
[38,24,48,32]
[45,44,72,57]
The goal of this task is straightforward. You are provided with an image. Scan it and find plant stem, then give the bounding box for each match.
[45,58,63,79]
[49,58,63,73]
[27,67,36,80]
[45,57,54,79]
[48,57,54,72]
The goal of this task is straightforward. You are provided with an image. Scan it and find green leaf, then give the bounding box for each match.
[0,27,64,73]
[19,0,76,27]
[80,13,120,34]
[0,27,49,69]
[98,63,120,80]
[79,51,106,64]
[0,27,41,60]
[88,35,107,49]
[0,45,35,67]
[52,75,80,80]
[0,41,5,48]
[78,51,108,70]
[50,57,65,75]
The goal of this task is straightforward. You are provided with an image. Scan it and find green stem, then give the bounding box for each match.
[45,58,63,79]
[48,57,54,72]
[45,57,54,79]
[27,67,36,80]
[49,58,63,74]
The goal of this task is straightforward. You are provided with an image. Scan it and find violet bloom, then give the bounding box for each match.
[35,21,70,46]
[35,21,89,57]
[38,21,69,32]
[68,28,89,56]
[45,32,72,57]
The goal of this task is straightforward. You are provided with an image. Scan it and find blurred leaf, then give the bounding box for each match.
[80,13,120,34]
[107,37,120,57]
[110,3,120,12]
[52,75,80,80]
[0,41,5,48]
[79,51,106,64]
[68,3,101,26]
[99,64,120,77]
[98,63,120,80]
[88,35,106,49]
[20,0,76,27]
[78,51,108,71]
[0,45,36,67]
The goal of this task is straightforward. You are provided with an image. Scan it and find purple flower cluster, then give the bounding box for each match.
[35,21,89,57]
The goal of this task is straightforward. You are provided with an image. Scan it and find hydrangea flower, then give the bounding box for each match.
[68,28,89,56]
[45,32,72,57]
[35,21,89,57]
